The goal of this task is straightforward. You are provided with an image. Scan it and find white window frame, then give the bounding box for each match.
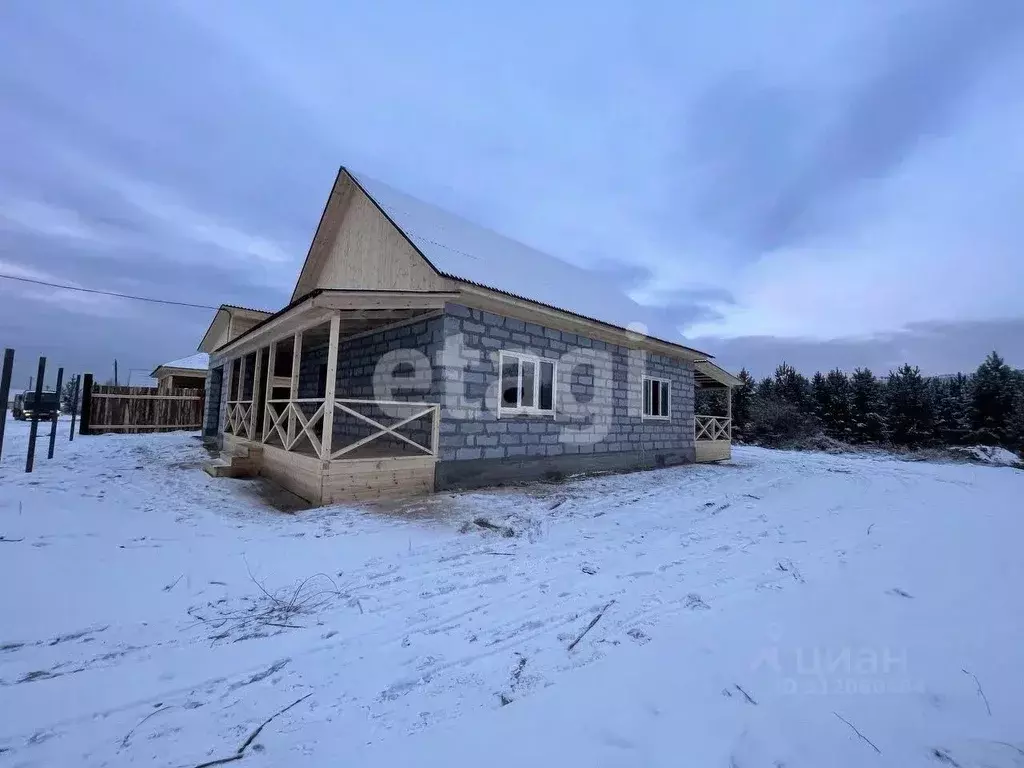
[642,375,671,420]
[498,350,557,416]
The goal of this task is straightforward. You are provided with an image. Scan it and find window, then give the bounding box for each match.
[499,351,556,414]
[643,376,670,419]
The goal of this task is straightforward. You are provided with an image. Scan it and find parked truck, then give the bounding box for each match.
[12,391,60,421]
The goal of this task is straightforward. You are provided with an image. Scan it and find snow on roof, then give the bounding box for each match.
[351,172,707,355]
[157,353,209,372]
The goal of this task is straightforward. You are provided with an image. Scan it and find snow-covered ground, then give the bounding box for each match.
[1,414,1022,767]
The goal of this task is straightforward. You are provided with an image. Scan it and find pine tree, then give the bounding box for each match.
[929,374,969,444]
[1007,370,1024,454]
[886,364,933,446]
[821,369,853,438]
[731,368,755,439]
[811,372,828,423]
[850,368,886,443]
[773,362,810,409]
[970,351,1016,445]
[60,379,79,414]
[756,377,774,400]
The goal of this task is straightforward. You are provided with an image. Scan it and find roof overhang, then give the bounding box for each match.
[150,365,210,379]
[456,282,711,362]
[198,305,273,353]
[210,289,458,359]
[693,359,742,388]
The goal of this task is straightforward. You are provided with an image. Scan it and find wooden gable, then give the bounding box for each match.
[290,170,450,301]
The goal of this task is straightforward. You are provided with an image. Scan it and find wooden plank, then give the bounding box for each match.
[311,290,456,312]
[288,331,302,446]
[260,443,324,504]
[339,310,443,344]
[249,345,262,439]
[695,440,731,463]
[263,343,277,442]
[320,312,341,459]
[91,424,202,430]
[298,175,453,298]
[237,355,247,402]
[90,394,201,401]
[85,384,205,433]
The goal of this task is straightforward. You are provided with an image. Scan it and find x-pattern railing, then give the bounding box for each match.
[225,400,254,439]
[331,399,438,459]
[263,398,325,456]
[695,414,731,441]
[259,397,439,460]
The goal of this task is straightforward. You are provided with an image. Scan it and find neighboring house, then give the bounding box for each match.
[198,167,740,506]
[150,353,211,393]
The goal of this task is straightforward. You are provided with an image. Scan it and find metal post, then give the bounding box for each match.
[69,374,81,441]
[47,367,63,459]
[79,373,94,436]
[0,348,13,462]
[26,356,46,473]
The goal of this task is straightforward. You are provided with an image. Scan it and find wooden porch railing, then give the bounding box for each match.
[259,397,440,461]
[225,400,254,439]
[695,414,731,441]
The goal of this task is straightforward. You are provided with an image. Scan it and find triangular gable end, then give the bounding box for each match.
[290,168,449,301]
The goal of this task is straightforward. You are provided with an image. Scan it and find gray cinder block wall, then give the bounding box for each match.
[434,304,695,488]
[203,364,223,438]
[207,303,696,487]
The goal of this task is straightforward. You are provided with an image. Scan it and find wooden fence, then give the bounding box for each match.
[80,376,204,435]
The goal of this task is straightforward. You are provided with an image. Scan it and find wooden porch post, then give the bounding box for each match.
[726,385,732,439]
[223,358,234,432]
[320,312,341,461]
[263,342,277,442]
[288,331,302,446]
[248,347,262,439]
[238,355,247,402]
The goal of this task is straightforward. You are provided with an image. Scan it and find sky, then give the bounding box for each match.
[1,0,1023,390]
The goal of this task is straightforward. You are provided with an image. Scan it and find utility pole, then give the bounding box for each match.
[114,359,119,386]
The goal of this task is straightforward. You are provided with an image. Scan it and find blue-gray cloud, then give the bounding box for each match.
[1,0,1022,388]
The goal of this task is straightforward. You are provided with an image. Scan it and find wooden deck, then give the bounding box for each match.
[220,432,436,506]
[695,415,732,463]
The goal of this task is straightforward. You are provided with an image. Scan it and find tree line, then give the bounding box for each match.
[698,351,1024,453]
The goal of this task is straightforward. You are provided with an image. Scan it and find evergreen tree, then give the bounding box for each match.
[821,369,853,438]
[970,351,1016,445]
[60,379,79,414]
[929,374,969,444]
[773,362,811,409]
[886,364,933,446]
[756,377,774,400]
[810,372,828,423]
[731,368,755,439]
[1007,371,1024,453]
[850,368,886,443]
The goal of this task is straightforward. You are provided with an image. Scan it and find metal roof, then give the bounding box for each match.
[350,171,711,357]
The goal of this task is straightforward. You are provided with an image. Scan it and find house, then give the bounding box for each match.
[150,353,211,393]
[198,167,740,505]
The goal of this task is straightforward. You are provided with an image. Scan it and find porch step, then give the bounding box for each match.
[224,443,261,460]
[204,444,263,479]
[203,459,246,478]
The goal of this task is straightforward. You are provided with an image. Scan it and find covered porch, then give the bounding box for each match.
[207,290,454,505]
[693,360,740,463]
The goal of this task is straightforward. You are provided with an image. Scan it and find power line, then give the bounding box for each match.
[0,273,218,310]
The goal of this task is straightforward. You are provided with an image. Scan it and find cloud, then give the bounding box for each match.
[1,0,1022,389]
[0,198,115,244]
[0,259,128,318]
[699,317,1024,379]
